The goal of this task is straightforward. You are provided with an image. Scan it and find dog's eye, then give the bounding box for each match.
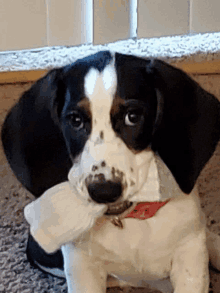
[125,111,142,126]
[69,112,84,129]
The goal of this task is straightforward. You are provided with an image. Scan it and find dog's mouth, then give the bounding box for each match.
[104,201,133,216]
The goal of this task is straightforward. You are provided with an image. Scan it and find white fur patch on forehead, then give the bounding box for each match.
[84,59,117,143]
[84,69,99,96]
[102,62,117,92]
[84,60,117,100]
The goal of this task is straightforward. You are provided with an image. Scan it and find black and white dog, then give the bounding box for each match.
[2,51,220,293]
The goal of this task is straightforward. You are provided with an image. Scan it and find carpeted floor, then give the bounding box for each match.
[1,81,220,293]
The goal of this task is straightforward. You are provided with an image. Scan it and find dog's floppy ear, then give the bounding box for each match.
[1,68,72,197]
[148,59,220,194]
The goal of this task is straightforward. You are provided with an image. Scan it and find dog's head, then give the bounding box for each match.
[60,52,158,208]
[2,51,220,213]
[57,51,220,207]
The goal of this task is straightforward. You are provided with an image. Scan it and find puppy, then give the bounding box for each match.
[2,51,220,293]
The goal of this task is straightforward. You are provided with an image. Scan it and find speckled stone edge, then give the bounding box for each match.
[1,32,220,72]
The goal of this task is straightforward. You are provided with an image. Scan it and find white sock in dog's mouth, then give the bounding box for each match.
[104,201,133,215]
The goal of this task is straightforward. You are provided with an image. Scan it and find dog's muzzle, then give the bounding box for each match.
[85,174,123,204]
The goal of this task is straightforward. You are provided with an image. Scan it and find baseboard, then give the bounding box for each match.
[0,59,220,84]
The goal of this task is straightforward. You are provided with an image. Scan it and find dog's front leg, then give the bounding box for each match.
[61,243,107,293]
[170,233,209,293]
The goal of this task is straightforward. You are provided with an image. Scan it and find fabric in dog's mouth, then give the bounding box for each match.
[104,201,133,215]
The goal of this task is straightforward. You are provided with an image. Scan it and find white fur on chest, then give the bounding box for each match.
[76,189,206,283]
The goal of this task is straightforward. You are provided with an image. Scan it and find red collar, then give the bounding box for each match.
[125,201,169,220]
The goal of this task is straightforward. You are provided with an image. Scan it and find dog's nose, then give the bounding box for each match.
[87,180,123,203]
